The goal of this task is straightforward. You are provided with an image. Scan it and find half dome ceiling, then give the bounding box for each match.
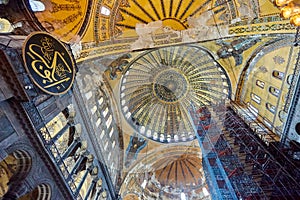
[26,0,92,42]
[116,0,237,31]
[120,146,209,199]
[120,45,230,143]
[154,154,204,189]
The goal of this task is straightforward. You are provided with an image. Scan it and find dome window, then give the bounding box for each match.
[266,103,276,114]
[251,93,261,104]
[29,0,45,12]
[256,80,265,89]
[100,6,110,16]
[269,86,280,97]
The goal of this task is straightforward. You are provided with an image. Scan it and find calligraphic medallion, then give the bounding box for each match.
[22,32,75,95]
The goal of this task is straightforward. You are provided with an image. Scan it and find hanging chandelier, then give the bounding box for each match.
[275,0,300,26]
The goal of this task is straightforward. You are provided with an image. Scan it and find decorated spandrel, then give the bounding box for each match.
[22,32,75,95]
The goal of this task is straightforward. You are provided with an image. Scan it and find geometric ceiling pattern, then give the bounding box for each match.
[120,45,230,143]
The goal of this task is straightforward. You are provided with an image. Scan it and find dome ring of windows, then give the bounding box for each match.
[120,45,231,143]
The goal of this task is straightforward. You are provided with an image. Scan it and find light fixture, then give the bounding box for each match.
[275,0,300,26]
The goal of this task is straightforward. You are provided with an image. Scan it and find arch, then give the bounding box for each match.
[41,106,81,160]
[29,0,45,12]
[8,150,32,182]
[21,0,94,43]
[18,183,51,200]
[235,36,294,101]
[266,103,276,114]
[269,86,280,97]
[93,85,123,186]
[87,178,103,200]
[0,150,32,198]
[296,123,300,135]
[272,70,284,80]
[235,36,295,134]
[256,80,265,89]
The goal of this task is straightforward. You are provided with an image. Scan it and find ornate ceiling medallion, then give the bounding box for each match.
[153,68,188,103]
[120,45,230,143]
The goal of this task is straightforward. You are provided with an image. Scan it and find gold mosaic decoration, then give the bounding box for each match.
[120,45,230,143]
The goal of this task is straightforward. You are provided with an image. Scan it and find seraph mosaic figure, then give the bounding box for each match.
[216,36,261,66]
[106,54,131,80]
[125,134,147,167]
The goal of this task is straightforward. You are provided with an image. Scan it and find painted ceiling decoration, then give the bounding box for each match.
[27,0,92,43]
[116,0,228,31]
[120,45,230,143]
[216,35,261,66]
[125,134,147,168]
[96,0,239,42]
[80,0,284,60]
[118,0,239,29]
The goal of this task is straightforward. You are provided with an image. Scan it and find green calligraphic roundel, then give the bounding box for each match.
[22,32,75,95]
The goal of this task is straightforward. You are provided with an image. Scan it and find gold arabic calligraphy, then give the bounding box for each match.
[26,36,72,90]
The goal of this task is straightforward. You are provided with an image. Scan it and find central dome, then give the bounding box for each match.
[153,69,188,102]
[120,45,230,143]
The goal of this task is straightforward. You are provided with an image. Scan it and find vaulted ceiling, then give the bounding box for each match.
[20,0,300,199]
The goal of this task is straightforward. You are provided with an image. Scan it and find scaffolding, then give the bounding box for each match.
[191,103,300,199]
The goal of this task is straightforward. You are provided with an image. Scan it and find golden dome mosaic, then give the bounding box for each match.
[120,45,230,143]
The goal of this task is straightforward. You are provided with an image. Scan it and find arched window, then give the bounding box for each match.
[19,184,51,200]
[103,107,109,118]
[109,127,114,138]
[287,74,294,85]
[89,179,103,199]
[266,103,276,113]
[73,156,95,198]
[272,70,284,80]
[256,80,265,89]
[279,110,287,122]
[85,91,93,100]
[98,97,104,105]
[100,130,105,139]
[247,102,258,116]
[296,123,300,135]
[269,86,280,97]
[106,115,112,128]
[0,150,32,198]
[29,0,46,12]
[96,118,102,127]
[251,93,261,104]
[100,6,111,16]
[91,106,97,115]
[263,118,272,129]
